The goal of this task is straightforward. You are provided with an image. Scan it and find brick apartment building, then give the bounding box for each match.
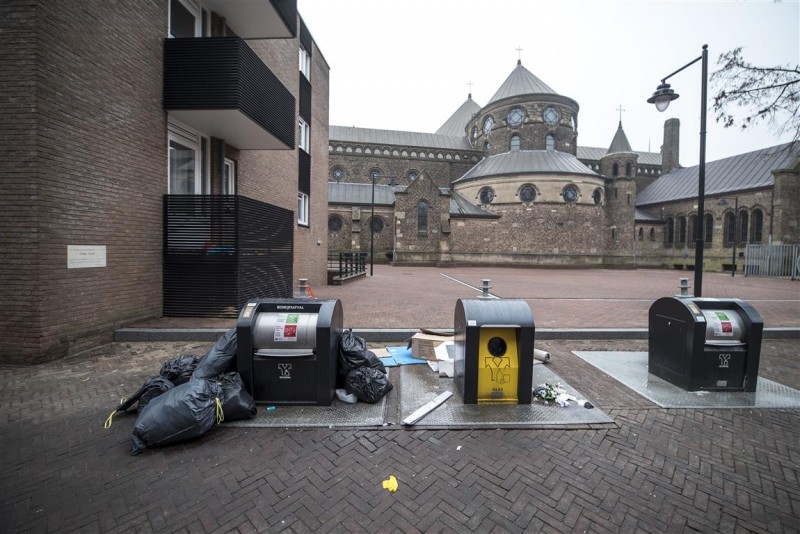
[1,0,330,363]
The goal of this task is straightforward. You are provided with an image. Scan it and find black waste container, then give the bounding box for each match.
[648,297,763,392]
[237,298,343,405]
[454,298,535,404]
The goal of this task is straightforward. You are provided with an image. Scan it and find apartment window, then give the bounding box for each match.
[298,118,310,153]
[169,0,201,38]
[222,158,235,195]
[297,192,309,226]
[299,46,311,80]
[168,120,208,194]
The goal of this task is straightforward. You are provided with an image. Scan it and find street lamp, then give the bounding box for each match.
[648,44,708,297]
[718,196,739,277]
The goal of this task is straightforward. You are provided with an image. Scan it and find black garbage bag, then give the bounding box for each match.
[130,378,222,456]
[116,376,175,413]
[217,372,256,421]
[339,329,386,383]
[159,354,200,386]
[345,367,393,403]
[193,329,237,379]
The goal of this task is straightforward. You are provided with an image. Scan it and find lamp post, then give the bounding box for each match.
[718,196,739,277]
[648,44,708,297]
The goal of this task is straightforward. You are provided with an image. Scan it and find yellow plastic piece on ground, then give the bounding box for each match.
[382,475,398,493]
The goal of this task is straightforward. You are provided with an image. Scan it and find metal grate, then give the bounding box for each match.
[164,195,293,317]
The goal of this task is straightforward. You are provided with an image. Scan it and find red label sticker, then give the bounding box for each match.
[284,325,297,338]
[721,321,732,333]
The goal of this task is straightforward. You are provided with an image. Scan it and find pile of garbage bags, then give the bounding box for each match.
[110,329,256,455]
[337,329,393,403]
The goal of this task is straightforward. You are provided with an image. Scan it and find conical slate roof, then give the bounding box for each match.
[453,150,599,185]
[607,121,633,154]
[435,95,482,137]
[488,60,557,104]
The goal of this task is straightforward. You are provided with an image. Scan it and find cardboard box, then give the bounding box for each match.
[411,333,452,361]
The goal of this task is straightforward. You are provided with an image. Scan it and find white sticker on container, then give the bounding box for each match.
[274,313,300,342]
[709,311,734,337]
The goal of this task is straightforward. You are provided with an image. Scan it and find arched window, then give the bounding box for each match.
[688,215,697,244]
[649,228,656,241]
[751,208,763,243]
[724,212,735,247]
[545,134,555,151]
[483,141,490,158]
[738,211,749,245]
[612,163,619,177]
[704,213,714,246]
[676,216,686,245]
[510,134,520,152]
[417,200,428,235]
[638,227,644,241]
[665,217,674,247]
[625,162,632,177]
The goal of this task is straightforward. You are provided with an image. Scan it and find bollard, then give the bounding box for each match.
[479,279,492,299]
[296,278,310,298]
[677,278,690,297]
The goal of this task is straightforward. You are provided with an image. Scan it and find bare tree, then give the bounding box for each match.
[711,47,800,142]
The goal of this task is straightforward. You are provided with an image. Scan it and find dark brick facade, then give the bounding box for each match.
[1,1,329,362]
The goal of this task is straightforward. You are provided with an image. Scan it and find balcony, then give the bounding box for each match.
[164,37,295,150]
[203,0,296,39]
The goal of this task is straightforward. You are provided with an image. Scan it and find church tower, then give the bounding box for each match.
[601,121,638,264]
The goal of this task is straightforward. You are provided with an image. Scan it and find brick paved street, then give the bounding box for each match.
[2,267,799,533]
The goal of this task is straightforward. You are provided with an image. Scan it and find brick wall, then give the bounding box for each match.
[1,0,167,363]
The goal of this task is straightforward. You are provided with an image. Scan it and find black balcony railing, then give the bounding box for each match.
[164,195,293,317]
[164,37,295,150]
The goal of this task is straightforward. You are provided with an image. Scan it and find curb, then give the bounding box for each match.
[114,326,800,343]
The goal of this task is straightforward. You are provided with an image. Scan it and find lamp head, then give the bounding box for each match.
[647,82,679,112]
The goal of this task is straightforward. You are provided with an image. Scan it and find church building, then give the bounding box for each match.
[327,60,799,272]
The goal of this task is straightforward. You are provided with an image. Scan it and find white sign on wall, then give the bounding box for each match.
[68,245,107,269]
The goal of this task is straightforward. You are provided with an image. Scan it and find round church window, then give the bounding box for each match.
[479,187,495,204]
[368,216,384,233]
[483,115,494,134]
[328,215,343,233]
[507,107,525,128]
[406,170,418,182]
[562,185,579,203]
[331,166,344,182]
[543,106,560,125]
[519,184,537,203]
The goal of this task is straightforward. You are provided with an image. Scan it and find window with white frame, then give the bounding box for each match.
[298,118,310,153]
[168,119,209,194]
[297,192,309,226]
[299,46,311,80]
[169,0,202,38]
[222,158,236,195]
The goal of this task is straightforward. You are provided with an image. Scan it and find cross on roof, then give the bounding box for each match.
[617,104,626,122]
[516,46,523,61]
[467,81,473,96]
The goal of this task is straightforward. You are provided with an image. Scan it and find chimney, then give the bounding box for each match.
[661,118,680,174]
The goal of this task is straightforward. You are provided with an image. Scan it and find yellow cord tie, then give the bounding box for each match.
[215,397,224,425]
[103,397,127,429]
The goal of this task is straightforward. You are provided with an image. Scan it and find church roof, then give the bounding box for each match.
[635,208,662,222]
[330,125,472,151]
[328,182,395,206]
[450,190,500,218]
[487,60,557,105]
[636,143,796,206]
[577,146,662,166]
[453,150,600,184]
[608,121,633,154]
[435,95,482,137]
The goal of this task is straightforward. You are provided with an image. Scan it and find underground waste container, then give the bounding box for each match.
[648,297,763,392]
[236,298,343,405]
[454,298,535,404]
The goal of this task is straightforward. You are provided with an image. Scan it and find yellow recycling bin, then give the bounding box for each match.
[454,298,535,404]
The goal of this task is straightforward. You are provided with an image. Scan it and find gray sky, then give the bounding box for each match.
[297,0,799,167]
